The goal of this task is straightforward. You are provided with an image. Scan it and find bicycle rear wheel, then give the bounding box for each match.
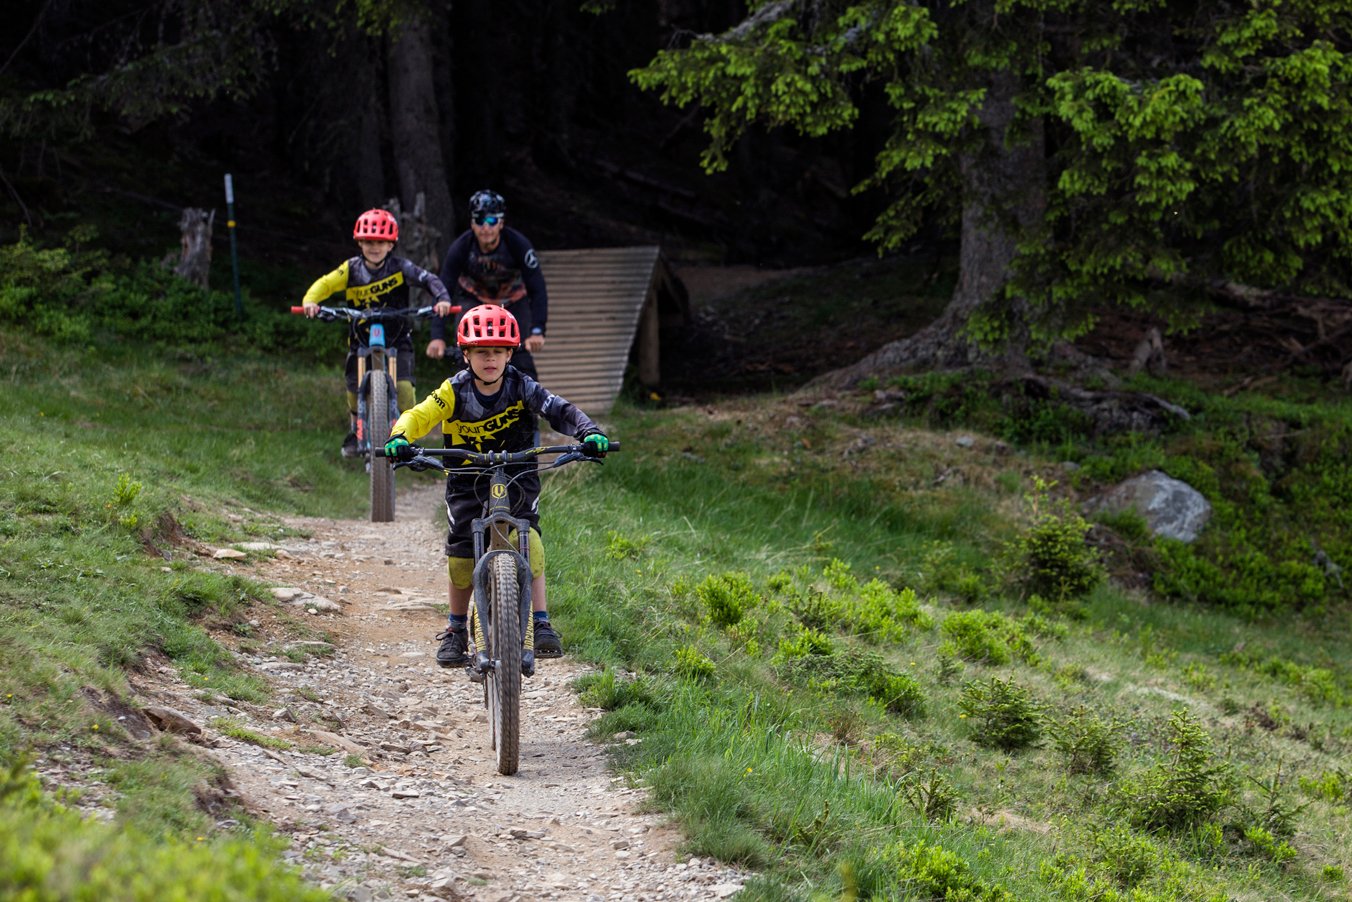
[486,553,521,775]
[368,361,396,522]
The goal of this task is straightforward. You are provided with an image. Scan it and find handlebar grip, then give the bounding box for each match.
[608,441,621,452]
[290,306,305,314]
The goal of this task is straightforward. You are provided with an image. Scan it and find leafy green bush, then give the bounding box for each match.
[674,644,717,681]
[0,229,336,363]
[884,840,1014,901]
[958,677,1045,751]
[0,761,329,901]
[939,609,1037,665]
[899,769,958,823]
[821,560,933,641]
[1116,710,1234,831]
[1089,824,1167,889]
[1050,707,1126,776]
[1298,768,1348,803]
[772,625,834,663]
[1003,478,1104,600]
[1218,649,1346,707]
[697,572,759,627]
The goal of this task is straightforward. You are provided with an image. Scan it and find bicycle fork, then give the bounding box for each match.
[354,325,400,454]
[468,511,536,679]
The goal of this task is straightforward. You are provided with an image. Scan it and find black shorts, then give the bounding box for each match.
[443,470,542,558]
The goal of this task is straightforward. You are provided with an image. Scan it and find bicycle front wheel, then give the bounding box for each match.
[368,365,395,522]
[486,553,522,775]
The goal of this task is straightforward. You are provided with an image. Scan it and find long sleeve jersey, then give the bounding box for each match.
[430,228,548,341]
[391,366,598,457]
[304,255,450,347]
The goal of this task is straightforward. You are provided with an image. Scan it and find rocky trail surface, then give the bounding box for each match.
[128,481,747,902]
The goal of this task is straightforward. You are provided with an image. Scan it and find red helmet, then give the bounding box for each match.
[353,208,398,241]
[457,304,520,348]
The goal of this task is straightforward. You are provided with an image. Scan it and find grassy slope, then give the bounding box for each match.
[547,397,1350,900]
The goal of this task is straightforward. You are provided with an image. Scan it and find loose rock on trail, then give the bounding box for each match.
[131,481,747,902]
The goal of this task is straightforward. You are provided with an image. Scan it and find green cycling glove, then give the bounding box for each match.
[384,435,413,460]
[582,433,609,457]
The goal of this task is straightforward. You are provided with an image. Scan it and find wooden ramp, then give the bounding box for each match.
[533,246,686,417]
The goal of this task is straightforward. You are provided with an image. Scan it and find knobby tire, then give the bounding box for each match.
[369,360,395,522]
[487,553,522,775]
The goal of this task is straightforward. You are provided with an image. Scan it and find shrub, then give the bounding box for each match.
[939,609,1037,665]
[697,572,759,627]
[772,625,834,663]
[958,677,1045,751]
[0,761,328,901]
[1089,824,1166,888]
[1116,709,1234,831]
[1050,707,1126,776]
[1003,477,1104,601]
[605,530,649,560]
[885,840,1014,901]
[674,644,717,681]
[1298,768,1348,803]
[899,769,959,823]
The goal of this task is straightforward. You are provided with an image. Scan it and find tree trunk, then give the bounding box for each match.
[808,64,1046,390]
[350,41,387,208]
[386,11,456,238]
[172,208,214,289]
[534,0,575,169]
[382,192,441,275]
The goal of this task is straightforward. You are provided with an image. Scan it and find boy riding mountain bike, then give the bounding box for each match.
[384,304,609,665]
[302,208,455,457]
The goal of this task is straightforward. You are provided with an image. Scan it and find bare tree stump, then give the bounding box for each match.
[173,207,215,288]
[1128,326,1167,375]
[383,192,442,274]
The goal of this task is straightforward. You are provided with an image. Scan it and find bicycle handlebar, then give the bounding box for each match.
[289,304,461,322]
[377,442,621,470]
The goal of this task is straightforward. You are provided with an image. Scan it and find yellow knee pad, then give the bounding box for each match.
[397,379,415,413]
[447,528,544,589]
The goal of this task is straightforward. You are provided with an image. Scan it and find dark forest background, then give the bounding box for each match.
[2,1,886,274]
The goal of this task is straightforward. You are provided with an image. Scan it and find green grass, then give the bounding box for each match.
[540,396,1352,900]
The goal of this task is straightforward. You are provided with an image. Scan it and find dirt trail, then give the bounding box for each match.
[133,481,746,902]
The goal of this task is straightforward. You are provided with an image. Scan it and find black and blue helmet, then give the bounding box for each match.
[469,190,506,217]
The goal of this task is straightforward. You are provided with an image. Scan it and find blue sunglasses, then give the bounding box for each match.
[473,213,503,226]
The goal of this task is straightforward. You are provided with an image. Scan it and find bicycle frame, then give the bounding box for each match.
[468,464,537,680]
[352,322,396,458]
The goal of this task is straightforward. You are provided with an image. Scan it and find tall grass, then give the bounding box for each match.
[542,397,1352,900]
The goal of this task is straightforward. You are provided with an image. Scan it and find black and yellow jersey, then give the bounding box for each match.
[391,365,598,458]
[303,255,450,346]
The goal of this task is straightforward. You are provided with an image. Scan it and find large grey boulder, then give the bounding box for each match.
[1086,470,1211,543]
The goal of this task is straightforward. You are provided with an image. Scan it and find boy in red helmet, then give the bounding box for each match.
[383,304,609,664]
[302,208,455,457]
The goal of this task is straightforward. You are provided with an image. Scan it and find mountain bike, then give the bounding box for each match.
[291,304,453,522]
[382,441,619,775]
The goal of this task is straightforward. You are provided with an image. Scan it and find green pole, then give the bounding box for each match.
[224,173,243,318]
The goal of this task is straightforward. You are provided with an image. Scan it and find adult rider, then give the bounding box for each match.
[425,189,547,379]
